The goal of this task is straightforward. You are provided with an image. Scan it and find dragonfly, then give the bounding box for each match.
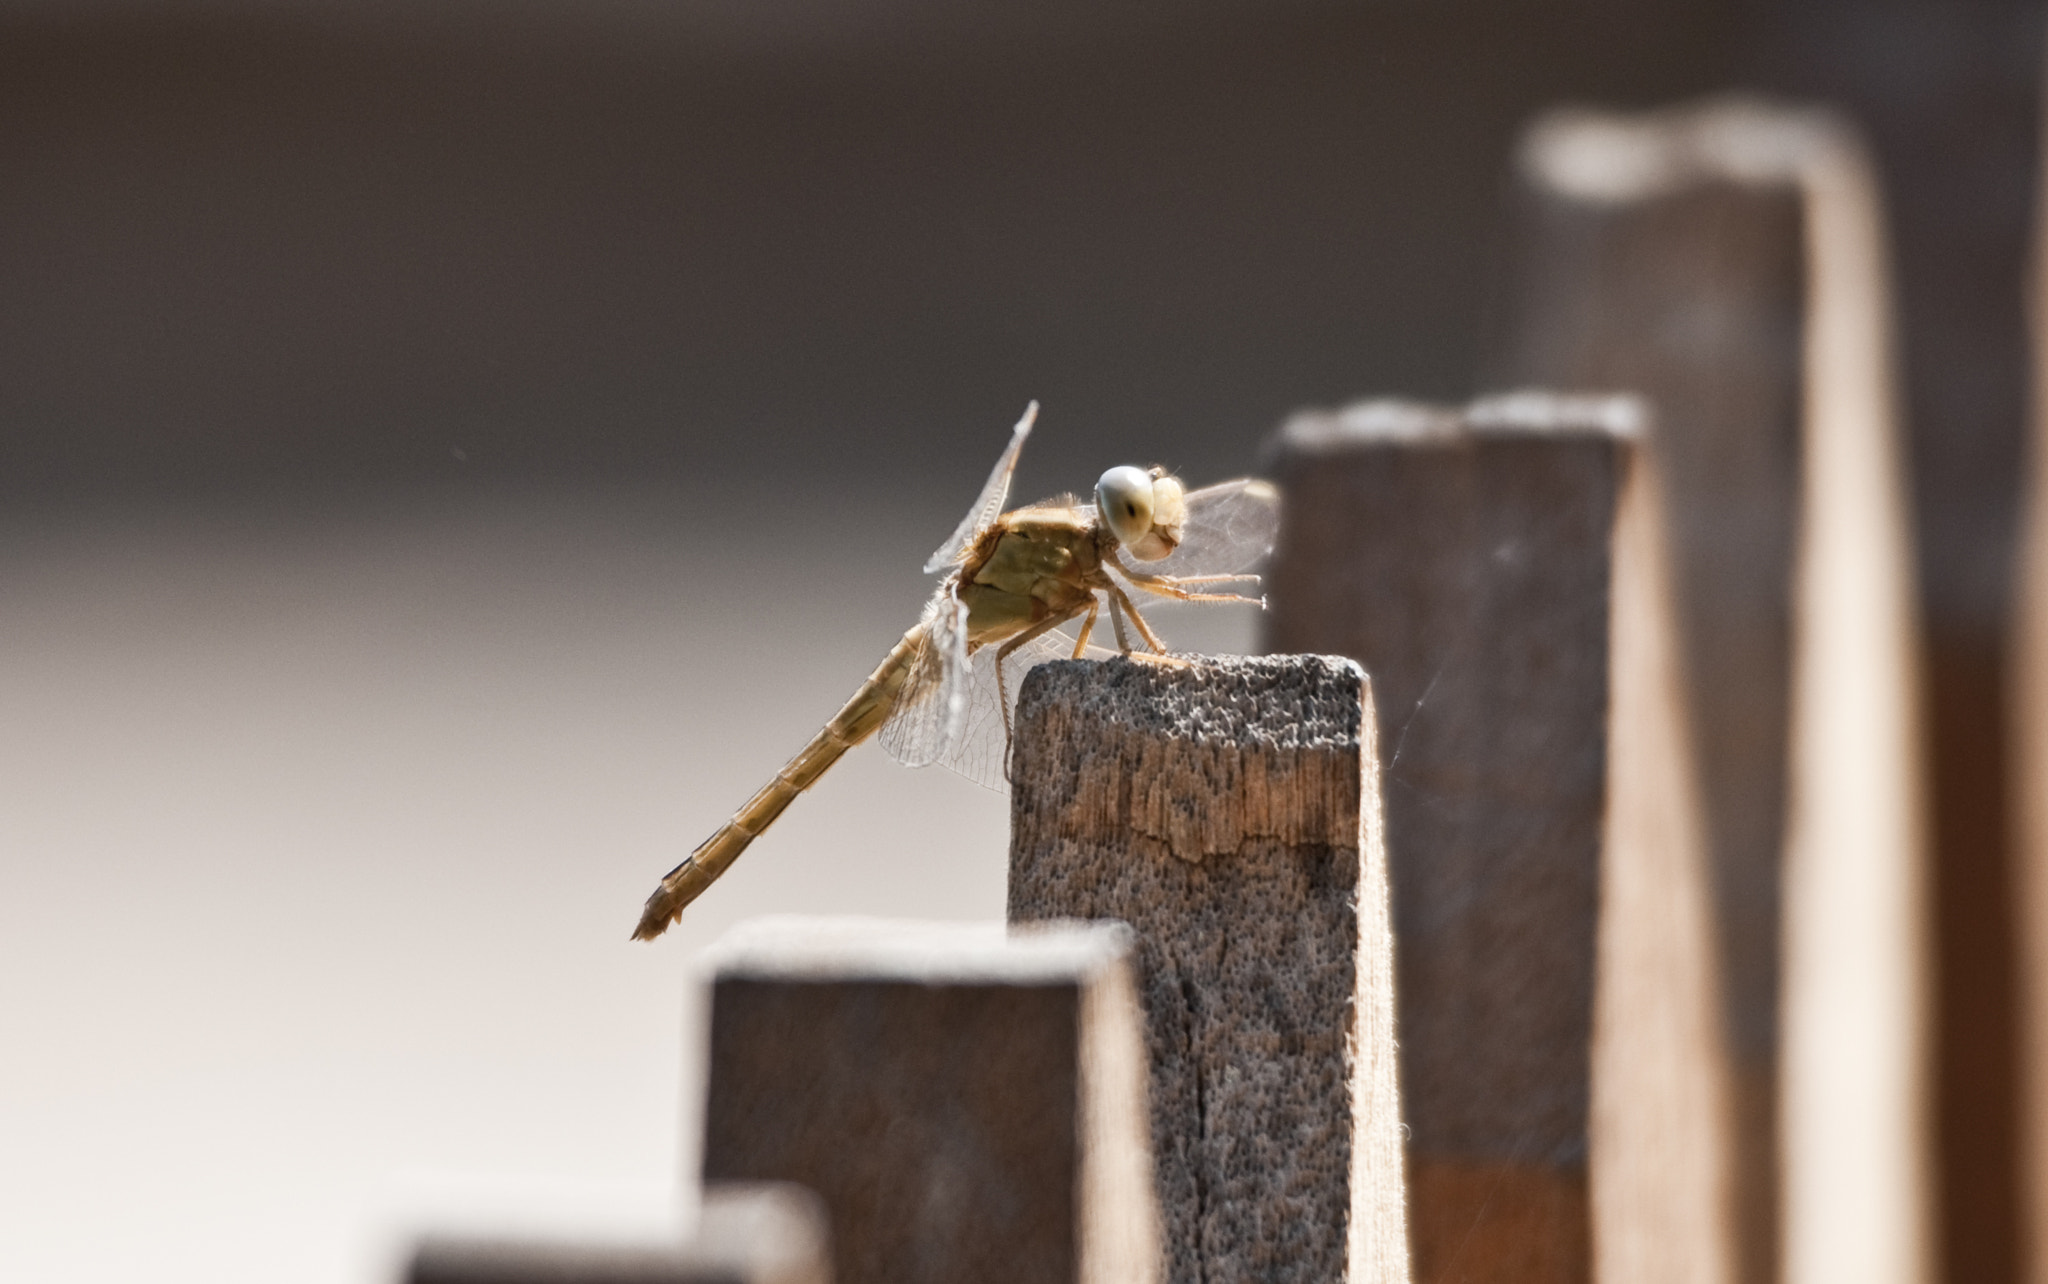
[632,402,1281,941]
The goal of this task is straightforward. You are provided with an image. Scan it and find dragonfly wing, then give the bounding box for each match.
[927,621,1118,792]
[936,593,973,749]
[1148,477,1283,579]
[880,587,1119,791]
[923,402,1038,574]
[876,587,972,770]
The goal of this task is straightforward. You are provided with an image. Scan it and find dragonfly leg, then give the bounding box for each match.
[1152,572,1262,585]
[1071,600,1099,658]
[1105,580,1190,667]
[1108,592,1134,653]
[1149,586,1262,604]
[1106,548,1265,605]
[993,609,1086,765]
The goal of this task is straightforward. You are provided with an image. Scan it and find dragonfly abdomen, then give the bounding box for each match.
[631,623,928,940]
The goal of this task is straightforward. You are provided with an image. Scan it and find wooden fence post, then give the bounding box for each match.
[1501,99,1933,1284]
[696,916,1160,1284]
[1262,393,1733,1284]
[2014,55,2048,1284]
[1007,652,1408,1284]
[405,1182,832,1284]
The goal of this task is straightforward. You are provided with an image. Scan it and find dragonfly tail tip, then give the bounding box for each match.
[631,899,676,942]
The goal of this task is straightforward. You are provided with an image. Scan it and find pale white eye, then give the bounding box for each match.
[1096,465,1154,547]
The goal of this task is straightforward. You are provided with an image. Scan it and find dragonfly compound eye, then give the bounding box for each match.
[1096,465,1155,548]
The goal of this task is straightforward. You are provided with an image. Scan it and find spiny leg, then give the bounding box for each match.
[1142,585,1262,604]
[1070,600,1099,658]
[992,609,1084,763]
[1137,578,1265,604]
[1106,549,1265,604]
[1105,580,1189,665]
[1108,592,1133,653]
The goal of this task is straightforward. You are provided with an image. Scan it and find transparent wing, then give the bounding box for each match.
[876,586,972,769]
[1148,478,1282,579]
[877,599,1113,792]
[924,402,1038,574]
[939,624,1115,790]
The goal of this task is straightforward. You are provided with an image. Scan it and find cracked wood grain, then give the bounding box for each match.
[1008,653,1408,1284]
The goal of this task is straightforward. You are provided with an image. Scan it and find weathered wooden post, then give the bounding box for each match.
[1262,393,1733,1284]
[1499,99,1933,1284]
[696,916,1160,1284]
[405,1182,832,1284]
[1007,653,1409,1284]
[2013,62,2048,1284]
[1490,106,1800,1284]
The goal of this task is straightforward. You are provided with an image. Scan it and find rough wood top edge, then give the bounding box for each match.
[1273,391,1645,456]
[699,915,1135,985]
[1013,654,1367,861]
[406,1240,718,1284]
[1518,93,1862,206]
[1015,652,1365,752]
[408,1183,830,1284]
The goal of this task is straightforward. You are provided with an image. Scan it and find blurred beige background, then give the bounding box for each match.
[0,478,1256,1283]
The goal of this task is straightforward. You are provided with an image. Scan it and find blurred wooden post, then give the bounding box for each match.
[1493,106,1801,1284]
[1500,99,1933,1284]
[696,916,1160,1284]
[1008,653,1409,1284]
[406,1183,831,1284]
[2015,56,2048,1284]
[1263,394,1733,1284]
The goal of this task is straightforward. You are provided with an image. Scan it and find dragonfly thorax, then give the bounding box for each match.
[957,509,1104,647]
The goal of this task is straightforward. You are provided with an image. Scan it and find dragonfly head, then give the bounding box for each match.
[1096,465,1188,561]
